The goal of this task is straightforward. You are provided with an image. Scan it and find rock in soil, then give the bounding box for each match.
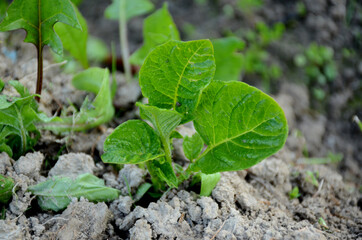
[48,153,95,179]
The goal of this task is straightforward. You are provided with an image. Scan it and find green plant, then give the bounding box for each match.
[242,22,284,91]
[353,115,362,132]
[129,3,180,66]
[0,67,114,157]
[0,0,81,101]
[0,80,40,158]
[28,173,119,211]
[305,170,319,187]
[105,0,154,81]
[294,43,337,101]
[289,186,301,200]
[0,174,14,204]
[102,40,288,194]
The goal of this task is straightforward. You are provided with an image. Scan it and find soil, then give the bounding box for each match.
[0,0,361,239]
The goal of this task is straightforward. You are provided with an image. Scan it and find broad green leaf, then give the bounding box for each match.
[130,4,180,65]
[36,68,114,133]
[28,173,120,212]
[137,103,183,138]
[55,5,89,68]
[102,120,164,164]
[191,81,288,174]
[71,0,83,6]
[0,174,14,204]
[148,159,178,188]
[0,0,7,22]
[139,40,215,119]
[183,132,204,161]
[105,0,154,21]
[200,172,220,196]
[212,37,245,81]
[0,0,81,55]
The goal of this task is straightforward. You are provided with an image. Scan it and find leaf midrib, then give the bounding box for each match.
[196,114,283,161]
[172,41,206,109]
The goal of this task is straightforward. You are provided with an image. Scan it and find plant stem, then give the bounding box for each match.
[146,161,163,192]
[35,46,43,102]
[119,0,131,82]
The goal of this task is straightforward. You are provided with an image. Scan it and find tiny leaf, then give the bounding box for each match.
[192,81,288,174]
[54,4,89,68]
[135,182,152,201]
[105,0,154,21]
[28,173,119,212]
[0,0,81,55]
[0,174,15,204]
[130,3,180,65]
[139,39,215,119]
[200,172,220,196]
[149,158,178,188]
[137,103,183,139]
[102,120,164,164]
[212,37,245,81]
[183,132,204,161]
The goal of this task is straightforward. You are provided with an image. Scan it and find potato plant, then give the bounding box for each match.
[102,40,288,194]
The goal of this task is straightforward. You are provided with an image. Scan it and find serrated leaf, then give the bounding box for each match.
[139,40,215,119]
[137,103,183,138]
[191,81,288,174]
[36,68,114,133]
[0,0,80,55]
[200,172,220,196]
[54,4,89,68]
[102,120,164,164]
[130,3,180,65]
[105,0,154,21]
[28,173,120,212]
[0,174,14,204]
[212,37,245,81]
[183,132,204,161]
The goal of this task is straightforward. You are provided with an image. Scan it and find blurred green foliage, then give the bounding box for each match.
[294,43,337,101]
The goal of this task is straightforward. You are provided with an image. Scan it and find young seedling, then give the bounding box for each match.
[289,186,301,200]
[102,39,288,194]
[0,174,15,204]
[0,0,81,101]
[105,0,154,81]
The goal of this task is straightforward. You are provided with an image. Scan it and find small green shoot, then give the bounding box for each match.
[28,173,120,212]
[0,0,81,101]
[299,152,343,165]
[353,115,362,132]
[305,171,319,187]
[105,0,154,82]
[0,174,15,204]
[289,186,301,200]
[318,217,329,229]
[135,182,152,201]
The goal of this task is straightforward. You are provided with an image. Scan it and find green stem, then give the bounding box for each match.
[146,161,163,192]
[35,46,43,102]
[161,137,173,164]
[119,0,131,82]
